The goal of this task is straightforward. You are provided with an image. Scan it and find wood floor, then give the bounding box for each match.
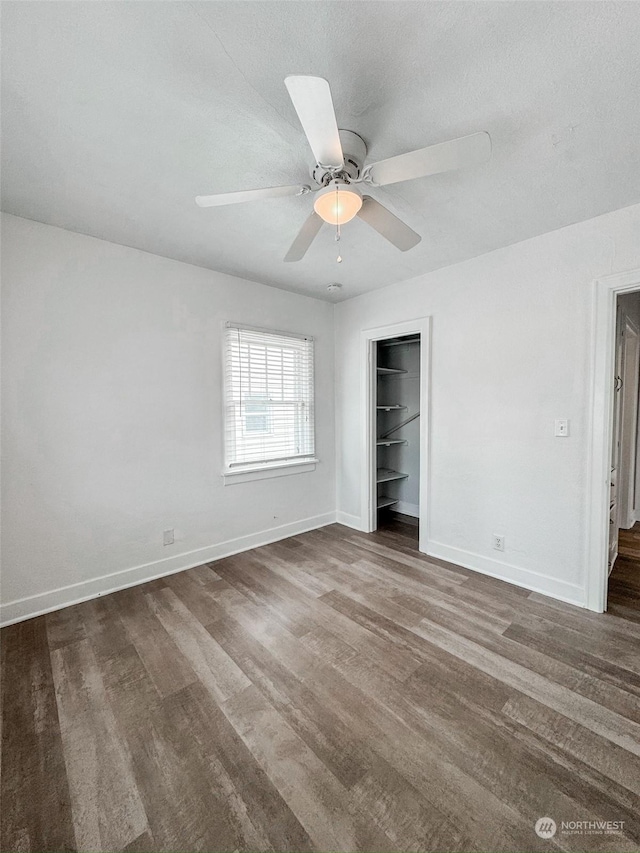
[614,522,640,614]
[2,520,639,853]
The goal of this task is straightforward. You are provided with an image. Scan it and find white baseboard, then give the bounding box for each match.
[393,501,419,519]
[427,540,586,608]
[336,510,366,531]
[0,512,337,627]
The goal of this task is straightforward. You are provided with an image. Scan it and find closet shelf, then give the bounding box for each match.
[377,468,409,484]
[376,405,407,411]
[377,367,407,375]
[377,495,399,510]
[376,439,407,446]
[380,336,420,347]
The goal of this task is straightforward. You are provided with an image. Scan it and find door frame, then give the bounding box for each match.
[360,317,431,553]
[586,268,640,611]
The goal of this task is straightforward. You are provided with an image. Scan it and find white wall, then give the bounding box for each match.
[1,214,336,624]
[336,203,640,607]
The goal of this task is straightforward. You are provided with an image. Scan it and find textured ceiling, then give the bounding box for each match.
[2,1,639,301]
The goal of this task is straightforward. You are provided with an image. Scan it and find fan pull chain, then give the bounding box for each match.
[335,183,342,261]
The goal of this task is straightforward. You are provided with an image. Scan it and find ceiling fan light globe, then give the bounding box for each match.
[313,181,362,225]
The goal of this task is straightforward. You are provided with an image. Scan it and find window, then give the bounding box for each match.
[224,324,315,473]
[243,398,270,434]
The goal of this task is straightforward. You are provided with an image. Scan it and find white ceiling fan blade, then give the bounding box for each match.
[357,196,421,251]
[364,131,491,187]
[196,184,307,208]
[284,211,324,262]
[284,76,344,169]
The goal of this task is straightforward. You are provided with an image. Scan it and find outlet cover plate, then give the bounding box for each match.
[493,534,505,551]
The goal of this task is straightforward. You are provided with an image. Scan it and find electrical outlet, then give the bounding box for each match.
[163,529,174,546]
[493,534,505,552]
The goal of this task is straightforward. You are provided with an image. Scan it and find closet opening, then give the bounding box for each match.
[374,333,421,535]
[360,317,430,553]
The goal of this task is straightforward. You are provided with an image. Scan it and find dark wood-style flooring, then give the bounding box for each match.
[1,519,639,852]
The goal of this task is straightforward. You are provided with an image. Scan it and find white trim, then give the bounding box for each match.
[586,268,640,612]
[361,334,377,534]
[0,512,336,627]
[223,458,318,484]
[427,540,586,608]
[393,501,420,518]
[336,511,365,530]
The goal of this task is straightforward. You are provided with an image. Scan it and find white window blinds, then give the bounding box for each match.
[224,324,315,469]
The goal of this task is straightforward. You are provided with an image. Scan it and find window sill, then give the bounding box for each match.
[222,459,319,485]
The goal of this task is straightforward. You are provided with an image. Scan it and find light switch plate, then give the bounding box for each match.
[555,419,569,437]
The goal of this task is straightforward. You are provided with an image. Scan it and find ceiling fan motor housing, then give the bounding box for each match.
[310,129,367,186]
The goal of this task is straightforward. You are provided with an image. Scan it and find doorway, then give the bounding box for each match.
[587,269,640,612]
[375,333,421,534]
[608,293,640,571]
[360,318,430,554]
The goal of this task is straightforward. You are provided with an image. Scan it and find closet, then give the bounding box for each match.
[375,334,420,529]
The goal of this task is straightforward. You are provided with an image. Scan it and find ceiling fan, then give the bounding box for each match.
[196,76,491,262]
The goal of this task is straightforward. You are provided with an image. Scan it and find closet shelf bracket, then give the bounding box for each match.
[379,411,420,439]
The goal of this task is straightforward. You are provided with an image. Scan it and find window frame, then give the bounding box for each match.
[222,322,318,484]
